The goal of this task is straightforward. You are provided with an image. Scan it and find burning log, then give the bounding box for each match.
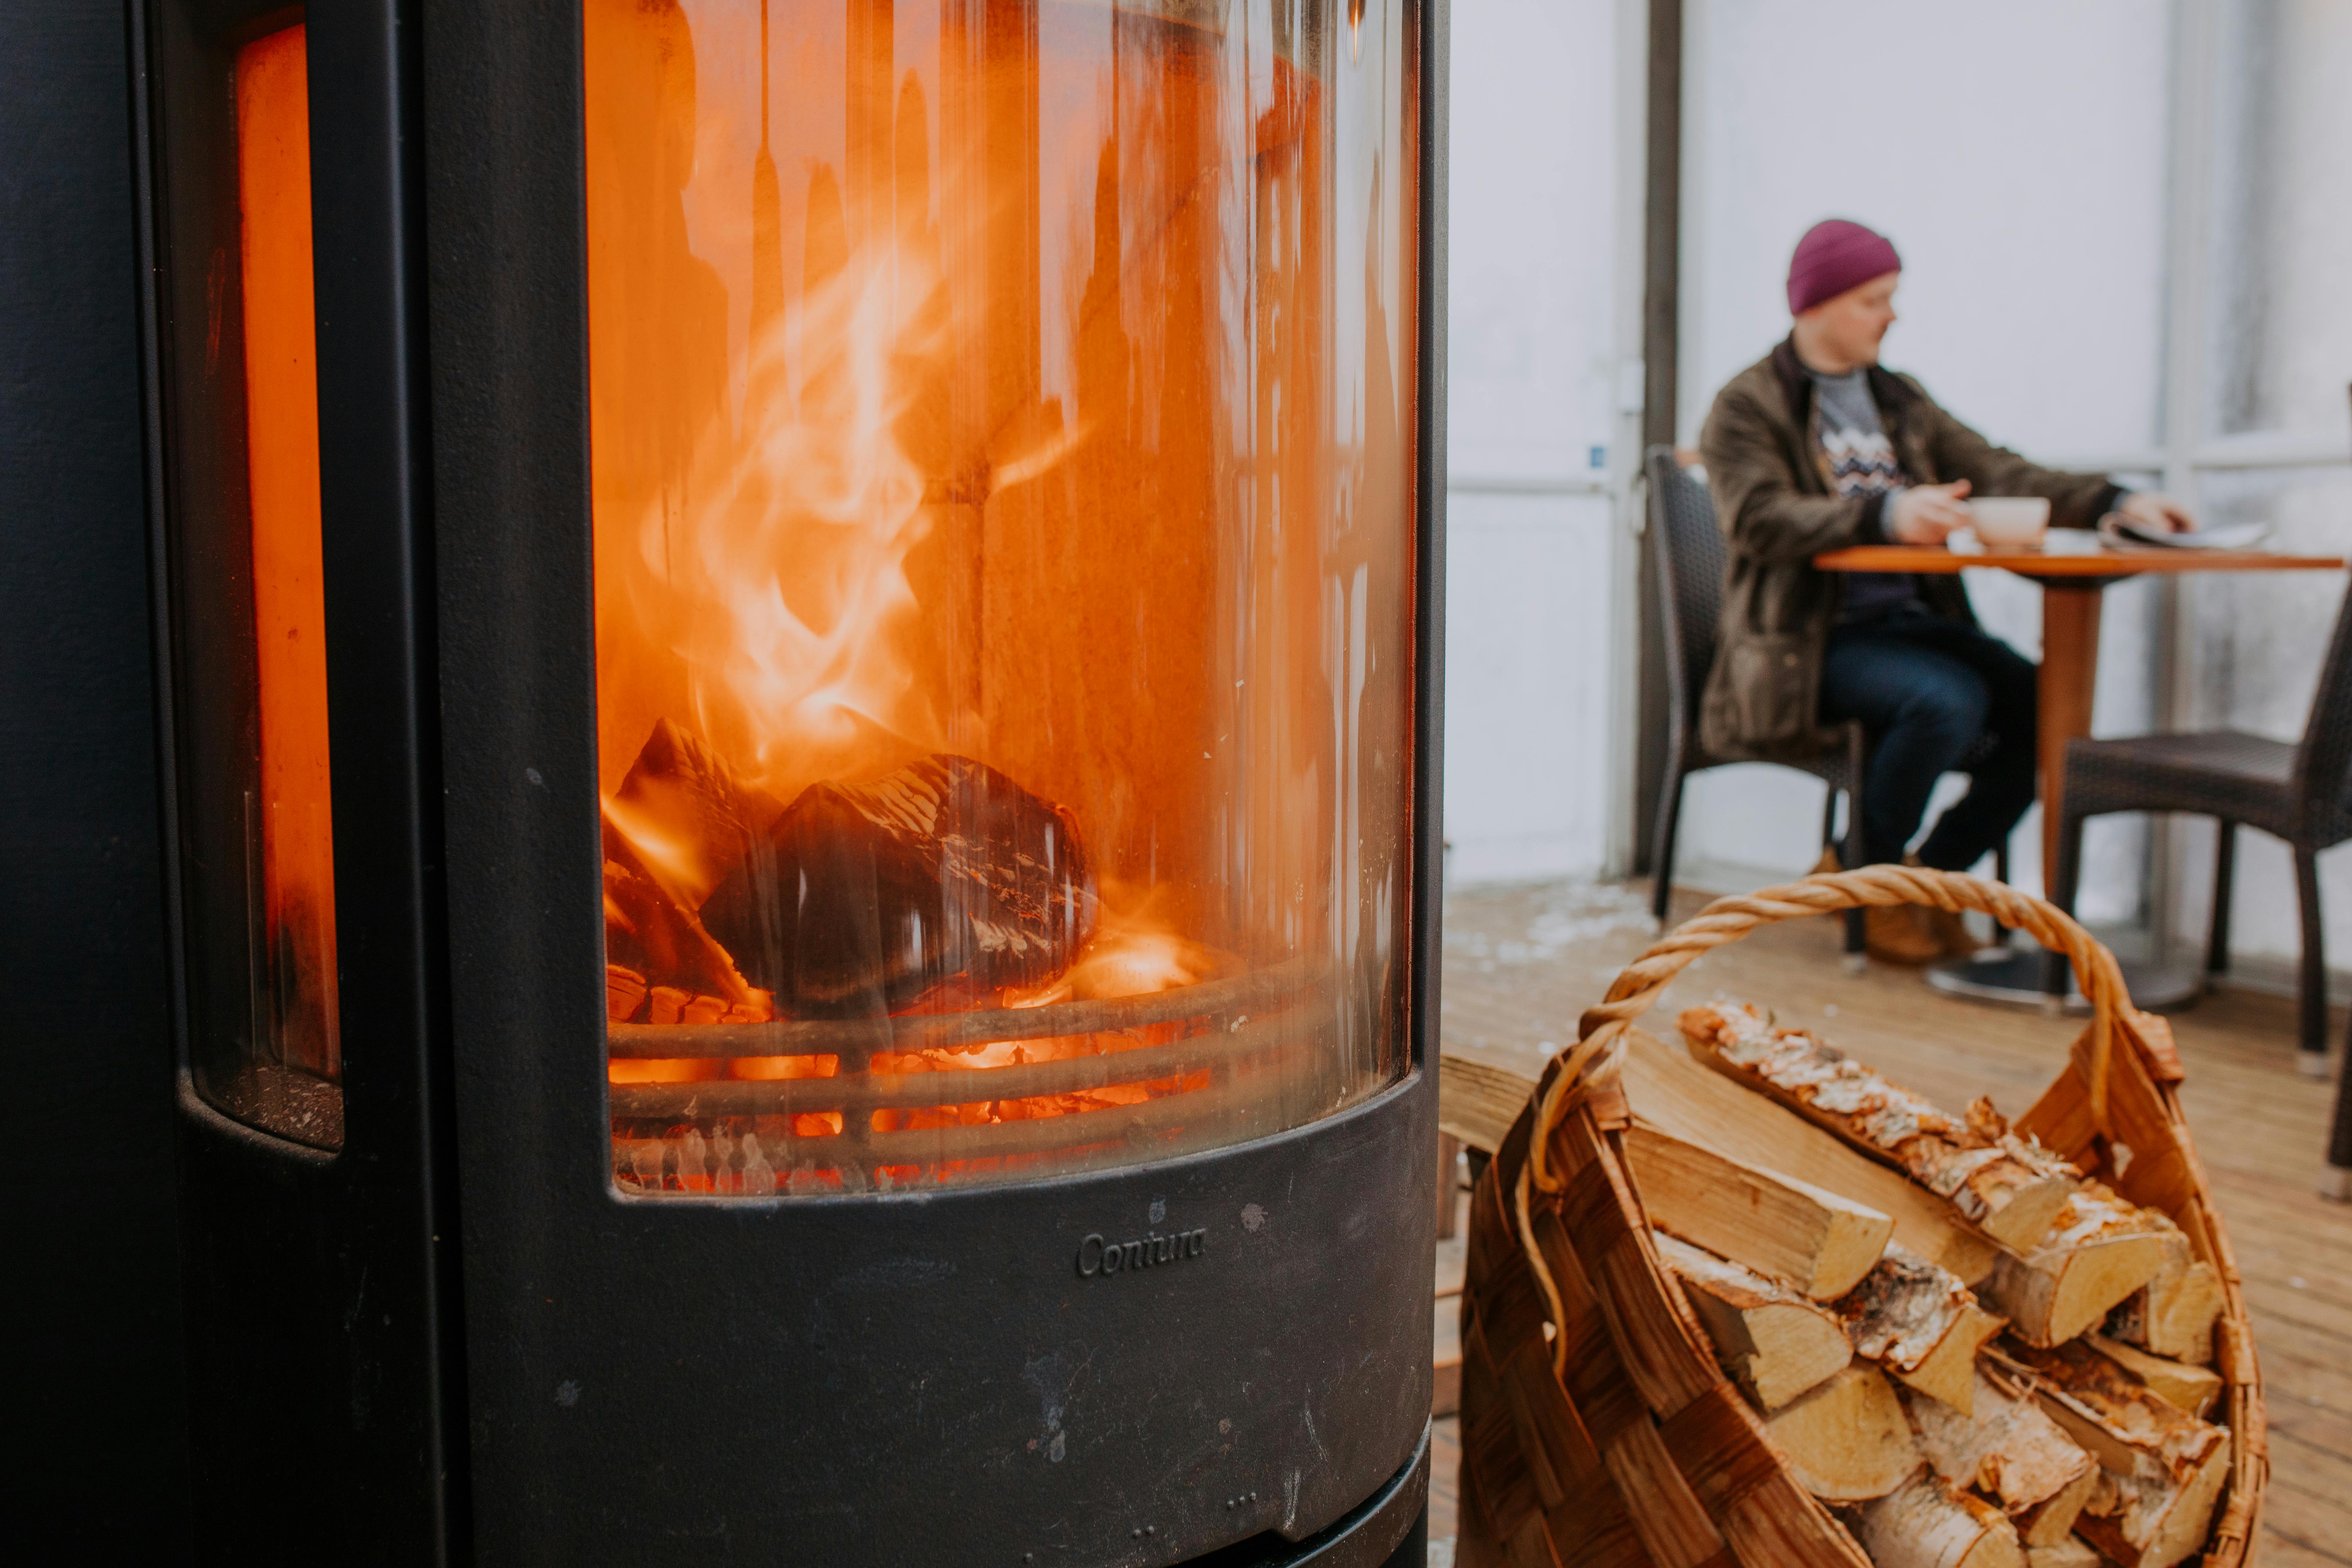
[1856,1472,2025,1568]
[1679,1004,2078,1251]
[1622,1028,1999,1285]
[700,754,1096,1018]
[1978,1187,2174,1349]
[1761,1362,1922,1501]
[606,718,784,906]
[608,964,649,1024]
[2085,1334,2221,1421]
[604,855,763,1005]
[1628,1123,1892,1300]
[598,721,780,1006]
[1835,1246,2006,1415]
[1997,1340,2233,1568]
[1654,1231,1852,1411]
[1906,1365,2098,1547]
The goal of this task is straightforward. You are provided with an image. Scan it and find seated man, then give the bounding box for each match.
[1698,219,2192,963]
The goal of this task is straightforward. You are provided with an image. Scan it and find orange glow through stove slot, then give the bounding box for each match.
[237,23,340,1080]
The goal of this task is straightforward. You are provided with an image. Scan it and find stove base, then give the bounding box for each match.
[1192,1424,1430,1567]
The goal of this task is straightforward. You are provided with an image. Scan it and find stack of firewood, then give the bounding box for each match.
[1632,1003,2232,1568]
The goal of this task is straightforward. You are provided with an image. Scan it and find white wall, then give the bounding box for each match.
[1443,494,1620,884]
[1679,0,2170,460]
[1441,0,1628,883]
[1671,0,2173,920]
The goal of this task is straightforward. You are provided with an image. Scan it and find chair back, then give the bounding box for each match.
[2292,578,2352,818]
[1646,446,1726,741]
[2290,392,2352,830]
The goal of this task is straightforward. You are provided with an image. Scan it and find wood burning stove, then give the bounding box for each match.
[138,0,1446,1561]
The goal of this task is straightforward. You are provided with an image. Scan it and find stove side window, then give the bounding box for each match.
[163,18,343,1152]
[585,0,1417,1196]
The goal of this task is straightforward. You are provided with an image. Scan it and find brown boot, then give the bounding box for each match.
[1902,855,1983,956]
[1864,903,1942,965]
[1924,905,1984,957]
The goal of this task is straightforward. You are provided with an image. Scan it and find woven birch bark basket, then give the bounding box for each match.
[1456,866,2267,1568]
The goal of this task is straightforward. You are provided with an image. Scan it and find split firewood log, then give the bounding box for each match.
[1653,1231,1853,1411]
[607,964,650,1024]
[1979,1186,2175,1348]
[1835,1246,2007,1415]
[1855,1470,2025,1568]
[1761,1362,1922,1502]
[1622,1028,2000,1285]
[647,985,691,1026]
[2024,1539,2098,1568]
[598,724,782,1005]
[1995,1340,2233,1568]
[1679,1004,2078,1251]
[2085,1334,2222,1420]
[604,718,784,908]
[1627,1122,1893,1299]
[604,852,764,1005]
[1905,1365,2097,1547]
[2105,1238,2223,1366]
[700,754,1097,1018]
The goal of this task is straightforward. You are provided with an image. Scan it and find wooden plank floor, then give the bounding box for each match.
[1429,876,2352,1567]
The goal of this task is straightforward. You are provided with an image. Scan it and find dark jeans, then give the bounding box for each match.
[1821,607,2037,871]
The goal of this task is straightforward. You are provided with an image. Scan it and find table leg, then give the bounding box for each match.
[1926,577,2184,1011]
[2037,582,2105,883]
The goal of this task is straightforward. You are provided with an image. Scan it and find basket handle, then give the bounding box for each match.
[1524,865,2132,1198]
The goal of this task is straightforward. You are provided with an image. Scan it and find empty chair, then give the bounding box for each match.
[2048,571,2352,1196]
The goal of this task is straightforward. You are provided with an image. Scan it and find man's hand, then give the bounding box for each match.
[2116,491,2197,534]
[1887,479,1973,545]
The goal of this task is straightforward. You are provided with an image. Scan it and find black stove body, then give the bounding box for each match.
[125,0,1449,1562]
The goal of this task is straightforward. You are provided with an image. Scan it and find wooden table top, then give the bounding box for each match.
[1814,541,2345,577]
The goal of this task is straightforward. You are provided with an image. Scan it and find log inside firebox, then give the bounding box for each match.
[600,719,776,1005]
[699,753,1096,1018]
[603,851,760,1006]
[608,718,784,907]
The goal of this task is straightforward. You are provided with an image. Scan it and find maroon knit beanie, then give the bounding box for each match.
[1786,219,1902,315]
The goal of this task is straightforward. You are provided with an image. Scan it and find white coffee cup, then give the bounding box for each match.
[1966,497,2051,547]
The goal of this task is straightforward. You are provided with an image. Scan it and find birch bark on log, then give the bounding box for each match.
[1997,1340,2233,1568]
[1654,1231,1853,1410]
[1621,1028,1999,1284]
[1979,1187,2175,1349]
[2023,1541,2099,1568]
[1836,1246,2007,1415]
[1679,1003,2077,1251]
[1906,1366,2098,1546]
[1855,1471,2026,1568]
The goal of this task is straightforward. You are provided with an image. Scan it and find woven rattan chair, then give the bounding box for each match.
[2048,570,2352,1194]
[1647,448,1865,957]
[1646,448,2008,958]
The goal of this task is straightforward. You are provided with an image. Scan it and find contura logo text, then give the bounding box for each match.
[1076,1226,1207,1278]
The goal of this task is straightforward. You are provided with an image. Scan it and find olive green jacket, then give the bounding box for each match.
[1695,338,2123,760]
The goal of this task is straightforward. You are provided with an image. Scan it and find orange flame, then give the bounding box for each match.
[641,243,946,802]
